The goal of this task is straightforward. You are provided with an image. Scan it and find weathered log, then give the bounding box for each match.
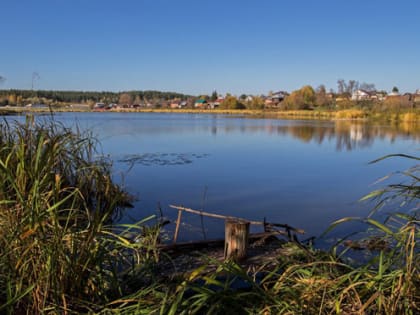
[224,219,250,261]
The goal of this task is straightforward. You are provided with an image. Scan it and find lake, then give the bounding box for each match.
[4,112,419,246]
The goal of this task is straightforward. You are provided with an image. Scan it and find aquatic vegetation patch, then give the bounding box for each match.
[119,152,210,166]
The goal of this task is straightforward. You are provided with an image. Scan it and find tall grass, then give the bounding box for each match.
[0,117,160,314]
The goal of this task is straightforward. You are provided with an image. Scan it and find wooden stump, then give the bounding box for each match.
[224,219,250,262]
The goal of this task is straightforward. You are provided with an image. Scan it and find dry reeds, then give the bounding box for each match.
[0,117,159,314]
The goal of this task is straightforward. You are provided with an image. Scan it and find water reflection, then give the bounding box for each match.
[4,113,419,153]
[210,120,420,151]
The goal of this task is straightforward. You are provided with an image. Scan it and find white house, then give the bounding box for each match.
[351,89,375,101]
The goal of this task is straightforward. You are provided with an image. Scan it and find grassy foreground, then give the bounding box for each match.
[0,118,418,314]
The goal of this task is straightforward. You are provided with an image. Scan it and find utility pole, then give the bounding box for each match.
[31,72,40,90]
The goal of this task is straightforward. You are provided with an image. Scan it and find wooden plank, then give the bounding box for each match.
[169,205,304,234]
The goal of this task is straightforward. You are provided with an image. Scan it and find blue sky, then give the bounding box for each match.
[1,0,419,95]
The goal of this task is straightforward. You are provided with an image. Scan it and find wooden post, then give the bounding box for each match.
[224,219,250,262]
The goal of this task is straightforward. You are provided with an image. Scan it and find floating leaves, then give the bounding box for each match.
[119,152,210,166]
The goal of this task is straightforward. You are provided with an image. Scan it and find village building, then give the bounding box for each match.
[264,91,288,107]
[209,97,225,109]
[170,101,181,109]
[194,99,208,108]
[93,102,106,109]
[351,90,385,101]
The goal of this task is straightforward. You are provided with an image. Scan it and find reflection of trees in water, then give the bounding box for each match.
[335,122,374,151]
[97,117,418,151]
[283,121,418,151]
[217,121,419,151]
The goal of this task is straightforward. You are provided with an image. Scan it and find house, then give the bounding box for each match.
[351,89,384,101]
[194,99,208,108]
[170,101,181,109]
[265,91,287,107]
[93,102,106,110]
[351,90,371,101]
[209,97,224,109]
[244,95,254,103]
[272,91,287,102]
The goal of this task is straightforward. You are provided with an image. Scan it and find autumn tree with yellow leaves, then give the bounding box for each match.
[282,85,316,110]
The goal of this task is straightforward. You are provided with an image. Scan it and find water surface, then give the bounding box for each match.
[5,112,419,245]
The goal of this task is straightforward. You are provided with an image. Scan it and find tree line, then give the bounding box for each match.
[0,78,418,112]
[0,89,192,106]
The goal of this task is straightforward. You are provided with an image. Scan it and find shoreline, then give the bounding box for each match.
[0,106,419,123]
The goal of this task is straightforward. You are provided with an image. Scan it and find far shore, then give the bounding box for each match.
[0,106,419,123]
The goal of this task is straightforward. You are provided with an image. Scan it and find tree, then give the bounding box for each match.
[134,95,142,105]
[221,95,245,110]
[381,95,410,111]
[347,80,359,94]
[246,96,264,110]
[210,90,218,102]
[337,79,359,96]
[300,85,316,106]
[337,79,346,95]
[283,85,316,110]
[360,82,376,92]
[0,75,5,85]
[315,85,331,108]
[8,93,17,105]
[118,93,133,106]
[392,86,399,94]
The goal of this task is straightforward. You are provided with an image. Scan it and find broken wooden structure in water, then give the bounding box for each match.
[159,205,305,262]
